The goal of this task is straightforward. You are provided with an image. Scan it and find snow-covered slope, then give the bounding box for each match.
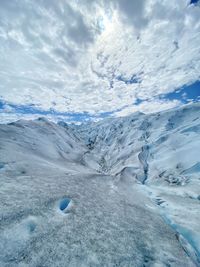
[0,103,200,266]
[0,117,93,176]
[77,102,200,265]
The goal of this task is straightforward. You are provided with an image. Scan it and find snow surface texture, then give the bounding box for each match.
[0,102,200,266]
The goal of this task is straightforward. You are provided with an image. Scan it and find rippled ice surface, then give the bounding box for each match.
[0,170,195,267]
[0,103,200,266]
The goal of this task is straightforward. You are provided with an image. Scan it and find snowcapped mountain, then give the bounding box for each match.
[0,102,200,266]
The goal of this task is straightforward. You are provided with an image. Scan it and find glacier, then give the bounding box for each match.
[0,102,200,266]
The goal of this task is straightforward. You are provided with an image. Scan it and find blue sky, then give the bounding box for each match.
[160,81,200,103]
[0,0,200,123]
[190,0,199,4]
[0,99,116,122]
[1,79,199,122]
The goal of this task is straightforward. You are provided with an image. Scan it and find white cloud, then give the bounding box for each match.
[0,0,199,118]
[113,99,181,117]
[111,0,148,30]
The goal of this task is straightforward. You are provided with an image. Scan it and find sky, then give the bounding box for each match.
[0,0,200,123]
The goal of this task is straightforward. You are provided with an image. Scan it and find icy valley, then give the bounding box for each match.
[0,102,200,267]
